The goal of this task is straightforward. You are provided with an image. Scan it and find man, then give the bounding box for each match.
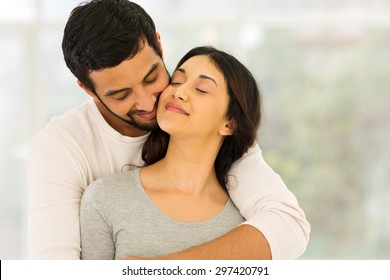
[28,0,310,259]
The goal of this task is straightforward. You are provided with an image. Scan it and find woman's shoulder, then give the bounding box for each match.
[101,168,140,185]
[217,199,245,225]
[84,168,142,199]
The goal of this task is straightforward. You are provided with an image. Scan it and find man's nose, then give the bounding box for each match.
[134,90,158,112]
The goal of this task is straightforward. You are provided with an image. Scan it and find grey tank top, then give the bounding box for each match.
[80,168,245,259]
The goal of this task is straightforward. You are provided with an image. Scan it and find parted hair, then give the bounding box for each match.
[142,46,262,189]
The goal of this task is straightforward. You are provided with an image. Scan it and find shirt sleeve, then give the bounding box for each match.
[27,131,86,259]
[227,144,311,260]
[80,179,115,260]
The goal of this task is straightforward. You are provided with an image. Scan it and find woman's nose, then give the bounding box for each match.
[172,84,188,101]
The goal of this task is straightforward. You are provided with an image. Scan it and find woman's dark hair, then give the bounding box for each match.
[62,0,162,92]
[142,46,262,189]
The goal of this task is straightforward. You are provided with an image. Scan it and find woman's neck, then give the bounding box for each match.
[143,135,224,195]
[139,135,229,222]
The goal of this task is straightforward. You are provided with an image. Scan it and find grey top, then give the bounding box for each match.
[80,168,245,259]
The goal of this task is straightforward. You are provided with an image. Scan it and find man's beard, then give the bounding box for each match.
[97,94,159,132]
[125,110,158,131]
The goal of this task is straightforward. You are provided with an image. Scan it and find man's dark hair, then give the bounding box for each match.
[62,0,162,93]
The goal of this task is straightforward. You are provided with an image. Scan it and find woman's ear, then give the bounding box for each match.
[219,119,237,136]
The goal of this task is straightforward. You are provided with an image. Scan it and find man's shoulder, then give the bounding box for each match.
[34,99,96,139]
[44,99,93,129]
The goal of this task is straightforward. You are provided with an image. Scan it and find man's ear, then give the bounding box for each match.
[156,32,164,59]
[219,119,237,136]
[77,80,95,98]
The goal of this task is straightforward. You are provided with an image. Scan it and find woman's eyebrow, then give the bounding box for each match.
[176,68,217,87]
[199,74,217,87]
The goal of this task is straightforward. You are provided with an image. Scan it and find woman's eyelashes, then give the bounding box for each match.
[196,88,207,94]
[169,77,183,86]
[170,79,208,94]
[170,71,210,94]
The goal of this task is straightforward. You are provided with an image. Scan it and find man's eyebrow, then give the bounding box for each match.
[176,68,217,87]
[142,63,159,82]
[104,63,160,97]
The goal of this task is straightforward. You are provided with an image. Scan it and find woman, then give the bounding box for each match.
[80,46,262,259]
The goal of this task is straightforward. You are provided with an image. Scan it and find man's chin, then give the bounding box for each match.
[126,118,158,132]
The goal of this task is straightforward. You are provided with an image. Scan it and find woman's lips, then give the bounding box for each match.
[165,102,189,115]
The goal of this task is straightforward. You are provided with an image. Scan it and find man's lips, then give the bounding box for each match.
[136,109,157,120]
[165,102,189,115]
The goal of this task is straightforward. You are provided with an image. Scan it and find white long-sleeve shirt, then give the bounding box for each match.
[27,98,310,259]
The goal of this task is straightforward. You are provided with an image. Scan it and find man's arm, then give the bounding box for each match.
[157,145,309,260]
[28,131,85,259]
[125,145,309,260]
[124,224,271,260]
[227,144,310,259]
[160,224,270,260]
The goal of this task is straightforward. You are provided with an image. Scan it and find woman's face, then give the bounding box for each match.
[157,55,232,139]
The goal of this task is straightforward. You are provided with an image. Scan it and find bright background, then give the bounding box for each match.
[1,0,389,259]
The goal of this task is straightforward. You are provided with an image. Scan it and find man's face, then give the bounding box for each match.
[88,43,170,136]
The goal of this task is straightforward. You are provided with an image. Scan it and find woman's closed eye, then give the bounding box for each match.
[196,88,207,94]
[170,78,184,86]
